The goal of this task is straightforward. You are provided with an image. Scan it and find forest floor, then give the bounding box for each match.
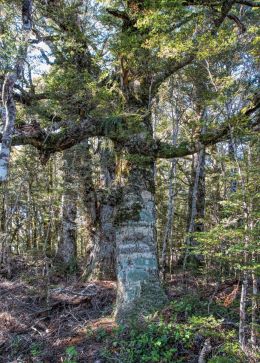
[0,256,116,363]
[0,256,257,363]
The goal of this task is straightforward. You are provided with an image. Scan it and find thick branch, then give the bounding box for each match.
[183,0,260,5]
[213,1,236,32]
[235,0,260,6]
[13,90,50,106]
[1,99,258,164]
[155,102,259,159]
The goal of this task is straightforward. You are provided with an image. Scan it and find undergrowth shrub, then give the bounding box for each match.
[99,294,247,363]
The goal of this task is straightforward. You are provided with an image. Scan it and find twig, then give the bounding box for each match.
[208,282,219,313]
[198,338,212,363]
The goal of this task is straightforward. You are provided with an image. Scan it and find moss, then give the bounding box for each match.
[54,256,78,275]
[114,201,143,225]
[125,153,154,165]
[115,279,168,324]
[157,140,192,158]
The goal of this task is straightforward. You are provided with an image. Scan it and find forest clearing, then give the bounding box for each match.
[0,1,259,362]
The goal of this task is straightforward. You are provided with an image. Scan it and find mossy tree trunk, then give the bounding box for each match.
[78,142,116,281]
[114,114,167,322]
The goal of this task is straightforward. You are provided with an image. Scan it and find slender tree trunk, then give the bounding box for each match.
[251,258,258,350]
[228,138,237,193]
[56,148,78,270]
[239,270,248,351]
[229,130,251,353]
[161,159,177,279]
[183,146,205,268]
[161,102,180,279]
[0,185,7,265]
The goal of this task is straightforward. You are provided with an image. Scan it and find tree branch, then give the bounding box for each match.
[153,55,195,95]
[1,98,258,164]
[227,14,246,32]
[151,0,257,91]
[182,0,260,5]
[235,0,260,6]
[155,101,259,159]
[106,8,130,21]
[213,1,236,32]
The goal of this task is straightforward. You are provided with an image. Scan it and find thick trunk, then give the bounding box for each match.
[78,143,116,281]
[86,201,116,280]
[112,83,167,319]
[56,148,77,270]
[115,147,167,321]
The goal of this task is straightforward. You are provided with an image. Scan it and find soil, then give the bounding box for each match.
[0,256,117,363]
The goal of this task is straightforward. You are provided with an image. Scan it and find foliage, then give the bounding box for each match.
[100,294,247,363]
[64,345,78,363]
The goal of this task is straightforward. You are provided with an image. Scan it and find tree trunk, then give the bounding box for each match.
[183,146,205,267]
[84,145,116,281]
[186,147,206,234]
[86,201,116,280]
[251,263,258,350]
[239,271,248,351]
[228,138,237,193]
[114,144,167,322]
[161,159,177,280]
[56,148,78,270]
[0,0,32,182]
[229,130,251,353]
[161,105,179,280]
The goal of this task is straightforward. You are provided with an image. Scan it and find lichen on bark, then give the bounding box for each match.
[114,146,167,322]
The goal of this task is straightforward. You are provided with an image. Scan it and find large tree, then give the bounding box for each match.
[0,0,259,321]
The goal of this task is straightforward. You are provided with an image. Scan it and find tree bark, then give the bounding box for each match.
[183,146,206,267]
[114,138,167,322]
[84,145,116,281]
[229,130,250,353]
[161,109,179,279]
[56,148,78,270]
[0,0,32,182]
[251,261,258,350]
[239,271,248,351]
[161,159,177,280]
